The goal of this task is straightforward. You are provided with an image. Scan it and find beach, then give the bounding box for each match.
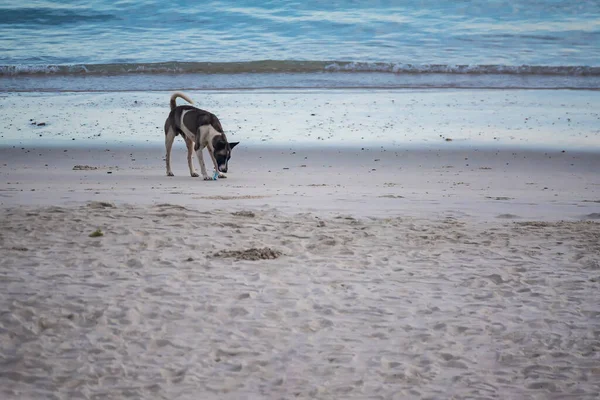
[1,89,600,399]
[3,0,600,397]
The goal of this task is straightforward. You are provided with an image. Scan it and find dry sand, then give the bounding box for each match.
[1,90,600,399]
[1,203,599,399]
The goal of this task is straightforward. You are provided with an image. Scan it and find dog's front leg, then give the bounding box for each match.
[208,148,226,179]
[194,146,211,180]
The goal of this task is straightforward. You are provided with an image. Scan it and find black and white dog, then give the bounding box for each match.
[164,92,239,179]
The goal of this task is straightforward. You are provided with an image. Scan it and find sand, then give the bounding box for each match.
[1,144,599,221]
[1,203,599,399]
[1,89,600,399]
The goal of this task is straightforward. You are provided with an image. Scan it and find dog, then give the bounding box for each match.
[164,92,239,179]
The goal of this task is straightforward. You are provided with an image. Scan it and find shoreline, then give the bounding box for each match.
[2,87,599,220]
[2,144,599,221]
[2,88,600,151]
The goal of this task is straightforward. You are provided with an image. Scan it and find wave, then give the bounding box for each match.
[1,61,599,77]
[0,8,115,26]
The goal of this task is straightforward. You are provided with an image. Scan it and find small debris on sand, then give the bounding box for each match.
[232,211,256,218]
[73,165,98,170]
[88,201,115,209]
[89,229,104,237]
[496,213,520,219]
[213,247,282,261]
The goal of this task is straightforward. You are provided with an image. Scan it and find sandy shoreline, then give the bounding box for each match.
[1,144,599,220]
[1,88,600,399]
[2,89,600,150]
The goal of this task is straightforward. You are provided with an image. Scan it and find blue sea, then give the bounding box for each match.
[1,0,599,91]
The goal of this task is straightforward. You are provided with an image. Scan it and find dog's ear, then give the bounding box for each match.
[229,142,240,150]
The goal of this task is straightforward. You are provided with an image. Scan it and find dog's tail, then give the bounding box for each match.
[170,92,194,110]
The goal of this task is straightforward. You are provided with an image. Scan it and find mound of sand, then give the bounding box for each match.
[213,247,282,260]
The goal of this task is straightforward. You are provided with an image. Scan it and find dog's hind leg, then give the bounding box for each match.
[165,126,176,176]
[184,137,199,177]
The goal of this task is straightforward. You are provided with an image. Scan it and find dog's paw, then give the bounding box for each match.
[191,172,199,177]
[203,175,213,181]
[167,172,175,177]
[218,173,227,179]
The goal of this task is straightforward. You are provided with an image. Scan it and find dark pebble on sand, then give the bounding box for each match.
[107,171,112,174]
[37,122,46,126]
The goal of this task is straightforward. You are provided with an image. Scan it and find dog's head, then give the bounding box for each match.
[213,136,239,173]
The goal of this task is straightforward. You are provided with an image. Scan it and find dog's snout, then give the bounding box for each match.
[218,165,227,173]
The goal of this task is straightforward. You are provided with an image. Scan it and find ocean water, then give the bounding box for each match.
[1,0,599,90]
